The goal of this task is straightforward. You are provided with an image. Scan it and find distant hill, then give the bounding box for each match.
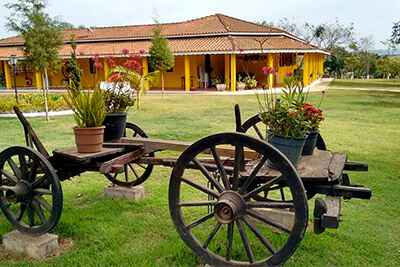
[372,49,400,57]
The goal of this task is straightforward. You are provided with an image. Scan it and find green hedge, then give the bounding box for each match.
[0,93,69,113]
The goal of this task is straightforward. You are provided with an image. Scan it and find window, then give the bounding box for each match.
[279,53,296,67]
[8,63,34,76]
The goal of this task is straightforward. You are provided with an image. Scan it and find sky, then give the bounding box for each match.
[0,0,398,50]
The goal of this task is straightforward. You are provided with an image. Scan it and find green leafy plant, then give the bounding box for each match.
[103,82,136,113]
[211,74,225,85]
[243,75,258,88]
[64,87,107,128]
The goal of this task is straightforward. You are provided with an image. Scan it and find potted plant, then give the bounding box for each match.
[102,82,136,142]
[243,75,257,89]
[257,72,308,167]
[64,87,107,153]
[237,75,246,91]
[301,102,325,155]
[211,74,226,91]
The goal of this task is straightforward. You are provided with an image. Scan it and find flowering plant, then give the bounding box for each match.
[302,102,324,130]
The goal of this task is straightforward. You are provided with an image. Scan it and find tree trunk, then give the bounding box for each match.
[43,68,49,122]
[161,71,165,101]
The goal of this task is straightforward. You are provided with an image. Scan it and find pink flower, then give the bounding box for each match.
[94,61,103,69]
[109,62,117,68]
[237,47,245,52]
[79,51,85,55]
[108,73,120,82]
[263,66,275,75]
[130,53,141,60]
[139,49,145,54]
[122,48,130,55]
[286,72,293,77]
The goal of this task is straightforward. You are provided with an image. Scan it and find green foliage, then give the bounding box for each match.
[210,74,226,85]
[391,21,400,44]
[148,24,174,72]
[4,0,64,73]
[69,35,83,89]
[243,75,258,89]
[64,87,107,127]
[0,93,67,113]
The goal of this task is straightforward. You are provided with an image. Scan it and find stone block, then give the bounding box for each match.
[2,231,59,259]
[104,185,145,200]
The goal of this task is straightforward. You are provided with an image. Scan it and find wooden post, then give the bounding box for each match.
[4,60,12,89]
[225,54,230,89]
[230,54,236,92]
[142,57,149,91]
[184,55,190,91]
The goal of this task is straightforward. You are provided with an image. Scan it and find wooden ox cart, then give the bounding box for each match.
[0,106,371,266]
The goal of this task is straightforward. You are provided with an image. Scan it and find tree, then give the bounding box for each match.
[358,35,376,79]
[5,0,64,121]
[149,22,174,101]
[69,35,82,89]
[391,21,400,44]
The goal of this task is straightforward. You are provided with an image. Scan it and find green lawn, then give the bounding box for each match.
[330,78,400,90]
[0,87,399,266]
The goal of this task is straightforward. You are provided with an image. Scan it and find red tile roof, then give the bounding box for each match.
[0,14,326,58]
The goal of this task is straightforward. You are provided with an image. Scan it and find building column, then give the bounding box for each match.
[35,71,42,89]
[267,54,274,88]
[224,54,230,89]
[4,61,12,89]
[303,54,309,86]
[184,55,190,91]
[230,54,236,92]
[142,57,149,91]
[104,59,109,82]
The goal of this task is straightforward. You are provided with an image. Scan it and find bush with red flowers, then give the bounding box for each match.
[302,102,324,130]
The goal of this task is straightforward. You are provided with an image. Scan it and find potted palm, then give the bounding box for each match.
[257,72,309,167]
[236,75,246,91]
[64,87,107,153]
[211,74,226,91]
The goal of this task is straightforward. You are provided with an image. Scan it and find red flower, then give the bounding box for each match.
[286,72,293,77]
[139,49,145,54]
[237,47,245,52]
[94,61,103,69]
[122,48,130,55]
[79,51,85,55]
[263,66,275,75]
[108,73,120,82]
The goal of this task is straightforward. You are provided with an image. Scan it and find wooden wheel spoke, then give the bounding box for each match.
[34,188,52,196]
[31,174,48,188]
[7,158,22,180]
[232,145,243,191]
[247,209,291,234]
[236,219,254,263]
[27,203,35,227]
[226,222,234,261]
[181,177,220,199]
[192,158,224,193]
[32,200,47,224]
[210,146,230,190]
[0,185,14,191]
[128,164,140,180]
[0,169,18,183]
[239,156,268,194]
[133,132,138,137]
[17,203,27,221]
[27,161,38,183]
[136,163,146,169]
[253,124,265,140]
[18,154,29,180]
[34,195,52,212]
[244,176,284,200]
[124,165,129,182]
[187,212,214,230]
[242,216,276,254]
[246,202,294,209]
[203,222,222,249]
[179,200,217,207]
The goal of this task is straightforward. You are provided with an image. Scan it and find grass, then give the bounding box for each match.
[0,83,399,266]
[330,78,400,90]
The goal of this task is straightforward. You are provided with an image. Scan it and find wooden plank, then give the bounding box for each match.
[328,152,347,181]
[99,148,145,174]
[121,137,259,159]
[53,146,127,164]
[297,150,332,180]
[321,196,341,229]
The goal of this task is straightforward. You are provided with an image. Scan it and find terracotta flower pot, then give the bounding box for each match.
[73,126,105,153]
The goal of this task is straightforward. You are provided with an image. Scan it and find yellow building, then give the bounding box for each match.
[0,14,327,91]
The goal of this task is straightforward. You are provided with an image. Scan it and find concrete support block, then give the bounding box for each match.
[104,185,145,200]
[2,231,59,259]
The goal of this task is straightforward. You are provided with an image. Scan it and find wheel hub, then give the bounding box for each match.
[214,191,245,224]
[5,181,32,204]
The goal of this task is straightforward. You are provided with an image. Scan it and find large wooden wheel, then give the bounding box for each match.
[169,132,308,266]
[104,122,154,187]
[0,146,63,236]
